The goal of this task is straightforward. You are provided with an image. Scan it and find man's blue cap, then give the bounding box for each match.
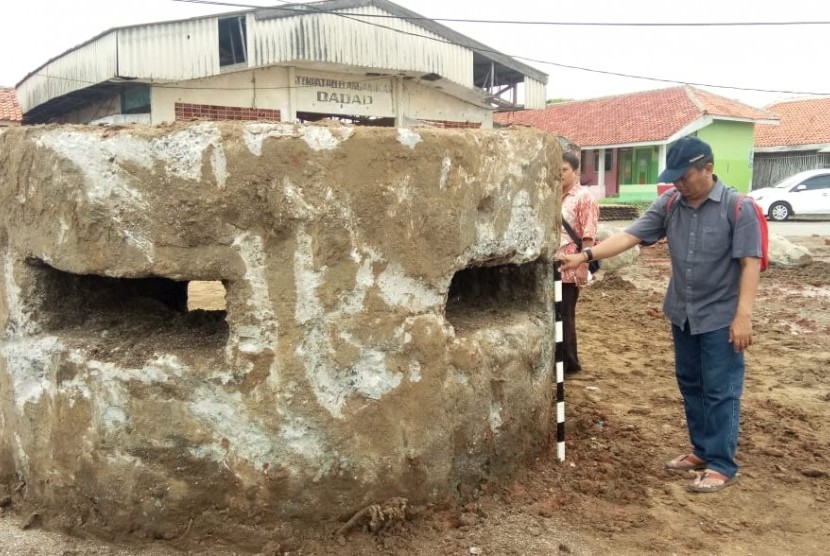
[658,136,713,183]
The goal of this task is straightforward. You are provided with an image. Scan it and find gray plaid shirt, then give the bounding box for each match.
[627,178,763,334]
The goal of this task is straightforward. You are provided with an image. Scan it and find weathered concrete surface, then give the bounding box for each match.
[0,122,560,540]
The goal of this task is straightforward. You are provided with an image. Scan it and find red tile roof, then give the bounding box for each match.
[755,97,830,148]
[0,88,22,123]
[494,86,775,147]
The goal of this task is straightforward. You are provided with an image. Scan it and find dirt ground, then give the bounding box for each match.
[2,235,829,555]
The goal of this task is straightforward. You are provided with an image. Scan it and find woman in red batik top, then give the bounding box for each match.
[558,151,599,375]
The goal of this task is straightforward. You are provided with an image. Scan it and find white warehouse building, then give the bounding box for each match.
[16,0,548,127]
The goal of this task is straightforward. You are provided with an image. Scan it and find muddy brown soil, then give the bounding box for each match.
[2,236,828,555]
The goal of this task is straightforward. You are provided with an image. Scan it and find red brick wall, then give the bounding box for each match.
[421,120,481,129]
[175,103,281,122]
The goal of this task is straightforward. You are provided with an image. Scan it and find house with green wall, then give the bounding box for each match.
[495,86,776,201]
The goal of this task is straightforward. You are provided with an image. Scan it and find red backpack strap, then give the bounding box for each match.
[732,193,745,221]
[732,193,769,271]
[750,198,770,270]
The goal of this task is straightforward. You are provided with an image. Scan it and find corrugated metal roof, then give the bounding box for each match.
[17,33,117,114]
[118,19,218,80]
[252,6,471,86]
[523,79,546,112]
[17,0,548,117]
[256,0,547,84]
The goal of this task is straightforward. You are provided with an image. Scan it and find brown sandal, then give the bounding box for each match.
[664,453,706,472]
[687,470,738,493]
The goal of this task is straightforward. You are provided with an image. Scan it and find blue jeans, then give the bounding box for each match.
[672,322,745,478]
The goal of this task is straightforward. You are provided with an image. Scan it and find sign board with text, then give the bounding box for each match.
[294,72,394,116]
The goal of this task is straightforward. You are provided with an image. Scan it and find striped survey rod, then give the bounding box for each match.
[554,261,565,461]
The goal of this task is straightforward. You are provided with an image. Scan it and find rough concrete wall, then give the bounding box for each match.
[0,122,560,538]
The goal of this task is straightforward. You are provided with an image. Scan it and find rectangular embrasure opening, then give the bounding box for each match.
[445,261,544,331]
[26,260,228,350]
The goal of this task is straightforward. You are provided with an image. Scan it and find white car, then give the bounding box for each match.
[749,169,830,221]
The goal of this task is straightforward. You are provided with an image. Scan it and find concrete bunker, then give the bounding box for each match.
[0,122,561,541]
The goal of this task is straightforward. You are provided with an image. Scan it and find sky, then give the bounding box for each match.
[2,0,829,108]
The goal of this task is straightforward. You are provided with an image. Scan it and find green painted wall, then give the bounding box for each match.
[614,184,659,202]
[695,121,755,193]
[618,146,660,201]
[615,121,756,201]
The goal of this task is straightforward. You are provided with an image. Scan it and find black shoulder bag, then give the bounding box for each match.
[562,219,600,273]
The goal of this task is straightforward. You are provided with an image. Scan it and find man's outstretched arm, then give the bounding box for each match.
[559,231,641,271]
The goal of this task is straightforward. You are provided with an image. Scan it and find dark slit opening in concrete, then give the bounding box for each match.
[445,261,543,330]
[26,260,228,349]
